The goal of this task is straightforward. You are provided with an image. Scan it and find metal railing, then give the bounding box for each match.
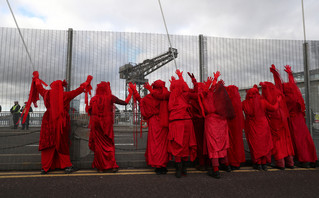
[0,111,140,127]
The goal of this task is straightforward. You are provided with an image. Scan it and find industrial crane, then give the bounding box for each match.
[119,47,178,86]
[119,47,177,111]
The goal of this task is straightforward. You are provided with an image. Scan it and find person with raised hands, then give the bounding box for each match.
[129,80,170,175]
[283,65,317,168]
[33,72,93,174]
[201,72,235,179]
[167,69,198,178]
[88,81,132,173]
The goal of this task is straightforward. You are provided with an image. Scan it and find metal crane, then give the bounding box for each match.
[119,47,178,86]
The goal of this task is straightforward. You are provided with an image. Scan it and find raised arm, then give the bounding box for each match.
[35,76,48,97]
[64,75,93,101]
[284,65,295,84]
[270,64,283,92]
[112,95,128,105]
[187,72,198,92]
[284,65,305,113]
[212,71,221,86]
[176,69,184,81]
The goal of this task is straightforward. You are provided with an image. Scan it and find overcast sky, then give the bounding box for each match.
[1,0,319,40]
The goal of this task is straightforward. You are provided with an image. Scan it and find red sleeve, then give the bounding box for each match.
[64,87,85,101]
[36,83,48,97]
[112,95,127,105]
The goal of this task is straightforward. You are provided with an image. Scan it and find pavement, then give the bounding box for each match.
[0,167,318,198]
[1,126,319,197]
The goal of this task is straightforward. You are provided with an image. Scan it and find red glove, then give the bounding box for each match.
[175,69,183,79]
[218,80,225,86]
[81,75,93,89]
[205,77,213,85]
[129,82,137,94]
[270,64,277,73]
[144,82,152,92]
[284,65,292,74]
[214,71,221,80]
[62,80,68,88]
[187,72,197,84]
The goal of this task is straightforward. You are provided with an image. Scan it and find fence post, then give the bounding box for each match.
[199,34,208,82]
[303,42,312,136]
[66,28,73,91]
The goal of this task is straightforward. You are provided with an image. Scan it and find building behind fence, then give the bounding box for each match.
[0,27,318,170]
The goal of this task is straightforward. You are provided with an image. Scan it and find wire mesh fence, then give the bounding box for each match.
[0,27,318,170]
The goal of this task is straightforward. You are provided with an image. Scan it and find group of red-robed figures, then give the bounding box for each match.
[22,64,317,178]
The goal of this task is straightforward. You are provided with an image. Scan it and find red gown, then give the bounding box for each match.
[139,87,169,168]
[284,84,317,163]
[242,88,274,164]
[202,82,234,161]
[37,81,85,172]
[226,85,246,167]
[266,66,296,166]
[88,93,127,171]
[168,79,197,161]
[260,82,295,162]
[189,93,206,167]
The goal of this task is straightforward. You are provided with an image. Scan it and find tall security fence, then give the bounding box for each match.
[0,27,318,170]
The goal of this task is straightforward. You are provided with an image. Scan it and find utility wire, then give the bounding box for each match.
[6,0,35,71]
[157,0,178,70]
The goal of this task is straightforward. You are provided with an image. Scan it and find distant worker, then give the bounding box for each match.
[20,102,33,130]
[10,101,20,129]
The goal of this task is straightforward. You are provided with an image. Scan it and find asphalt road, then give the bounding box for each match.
[0,168,318,198]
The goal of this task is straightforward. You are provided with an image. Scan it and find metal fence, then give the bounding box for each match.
[0,27,318,170]
[0,112,137,128]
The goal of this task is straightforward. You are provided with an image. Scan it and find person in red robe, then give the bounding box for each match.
[260,65,295,170]
[129,80,170,175]
[34,73,93,174]
[88,81,132,172]
[226,85,246,170]
[188,78,209,171]
[202,73,235,179]
[242,85,280,171]
[283,65,317,167]
[168,70,197,178]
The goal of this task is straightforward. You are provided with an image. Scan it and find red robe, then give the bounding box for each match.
[202,83,234,160]
[168,80,197,161]
[242,93,274,163]
[139,89,169,168]
[285,86,317,163]
[226,86,246,166]
[189,94,206,166]
[37,82,84,172]
[88,95,127,171]
[261,82,295,161]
